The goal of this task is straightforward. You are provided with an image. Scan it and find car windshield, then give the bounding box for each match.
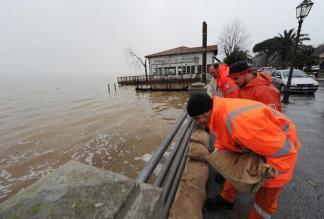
[282,70,309,78]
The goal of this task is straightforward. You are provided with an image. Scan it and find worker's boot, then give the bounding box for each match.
[204,195,233,210]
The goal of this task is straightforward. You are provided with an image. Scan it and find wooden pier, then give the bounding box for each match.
[117,74,203,91]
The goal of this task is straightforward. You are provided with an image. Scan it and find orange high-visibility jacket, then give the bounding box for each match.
[238,72,282,112]
[209,96,300,188]
[216,64,238,98]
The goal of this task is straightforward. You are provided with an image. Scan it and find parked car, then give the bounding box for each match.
[311,65,320,71]
[271,69,319,94]
[259,67,274,75]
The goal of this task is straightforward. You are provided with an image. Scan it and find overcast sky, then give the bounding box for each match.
[0,0,323,78]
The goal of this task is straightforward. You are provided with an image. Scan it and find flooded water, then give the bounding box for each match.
[0,75,189,202]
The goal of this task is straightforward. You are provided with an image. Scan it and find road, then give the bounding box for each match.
[204,80,324,218]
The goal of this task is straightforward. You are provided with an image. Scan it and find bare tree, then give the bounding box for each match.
[124,47,148,81]
[218,19,250,57]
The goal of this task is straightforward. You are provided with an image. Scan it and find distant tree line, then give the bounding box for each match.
[219,20,324,71]
[252,29,322,70]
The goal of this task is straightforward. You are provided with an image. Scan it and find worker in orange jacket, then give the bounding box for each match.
[209,63,238,98]
[187,93,300,219]
[229,61,282,112]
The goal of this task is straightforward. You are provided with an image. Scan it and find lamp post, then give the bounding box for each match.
[282,0,314,103]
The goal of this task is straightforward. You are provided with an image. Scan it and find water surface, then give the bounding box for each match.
[0,75,189,202]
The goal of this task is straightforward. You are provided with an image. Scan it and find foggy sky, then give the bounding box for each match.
[0,0,323,78]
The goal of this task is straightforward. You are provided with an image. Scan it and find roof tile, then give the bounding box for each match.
[145,45,217,58]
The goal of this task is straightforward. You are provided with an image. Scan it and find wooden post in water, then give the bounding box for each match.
[202,21,207,84]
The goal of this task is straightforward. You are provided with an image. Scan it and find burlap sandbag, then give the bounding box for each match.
[190,128,210,147]
[188,143,276,193]
[187,140,210,162]
[206,150,276,193]
[169,130,209,219]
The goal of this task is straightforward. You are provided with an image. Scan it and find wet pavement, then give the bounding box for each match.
[204,80,324,218]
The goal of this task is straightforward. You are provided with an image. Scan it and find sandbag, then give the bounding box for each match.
[188,129,276,193]
[168,157,208,219]
[206,150,276,193]
[187,141,210,162]
[169,130,209,219]
[190,128,210,147]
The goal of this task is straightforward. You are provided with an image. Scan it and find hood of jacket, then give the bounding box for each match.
[246,72,272,88]
[217,63,229,80]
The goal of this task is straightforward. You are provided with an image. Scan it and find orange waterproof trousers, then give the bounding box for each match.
[220,181,282,219]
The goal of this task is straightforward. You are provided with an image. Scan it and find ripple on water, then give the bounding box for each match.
[0,81,188,202]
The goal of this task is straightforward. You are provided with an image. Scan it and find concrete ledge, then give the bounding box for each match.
[123,183,163,219]
[0,161,163,219]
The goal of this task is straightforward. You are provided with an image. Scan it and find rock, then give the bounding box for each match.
[0,161,163,219]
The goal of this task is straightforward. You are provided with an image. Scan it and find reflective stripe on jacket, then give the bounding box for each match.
[217,64,238,98]
[209,96,300,188]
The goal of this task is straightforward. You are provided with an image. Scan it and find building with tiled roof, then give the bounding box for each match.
[145,45,218,76]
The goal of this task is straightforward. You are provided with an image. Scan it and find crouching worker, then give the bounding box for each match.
[186,94,300,219]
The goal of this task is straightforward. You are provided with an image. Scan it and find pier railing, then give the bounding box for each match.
[117,74,202,85]
[137,111,196,218]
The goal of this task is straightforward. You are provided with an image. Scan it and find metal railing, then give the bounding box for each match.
[137,111,196,218]
[117,74,203,85]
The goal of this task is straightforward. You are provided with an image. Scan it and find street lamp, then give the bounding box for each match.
[282,0,314,103]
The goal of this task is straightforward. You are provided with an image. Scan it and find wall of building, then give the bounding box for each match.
[148,52,215,76]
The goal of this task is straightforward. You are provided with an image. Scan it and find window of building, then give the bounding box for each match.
[153,68,157,76]
[169,67,176,75]
[183,66,187,74]
[163,67,176,75]
[197,65,202,73]
[178,67,182,75]
[191,66,195,74]
[164,67,168,75]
